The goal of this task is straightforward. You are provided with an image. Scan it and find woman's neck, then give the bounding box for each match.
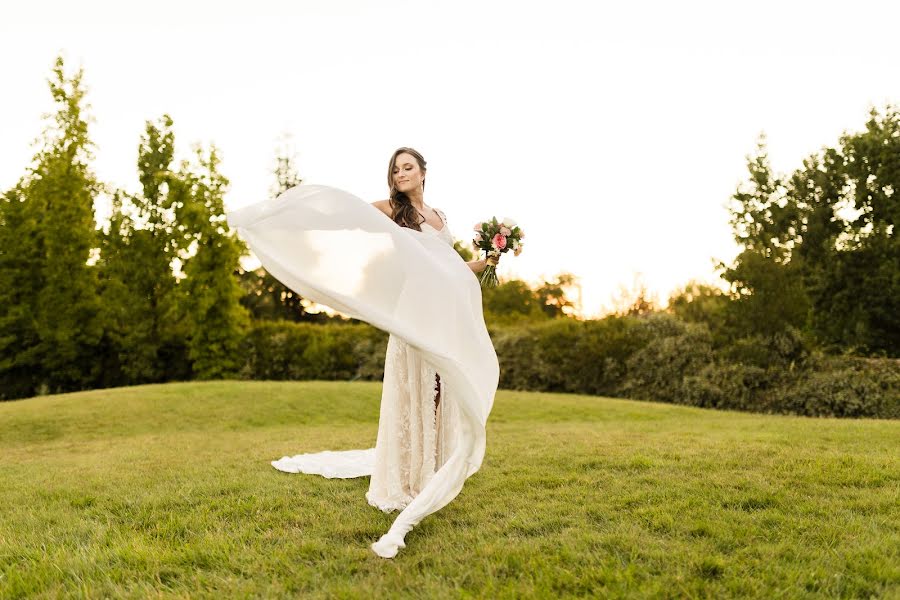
[406,189,425,210]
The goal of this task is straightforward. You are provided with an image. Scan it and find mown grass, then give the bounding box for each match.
[0,381,897,599]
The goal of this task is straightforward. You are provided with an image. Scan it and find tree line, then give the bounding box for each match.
[0,58,578,400]
[1,57,896,410]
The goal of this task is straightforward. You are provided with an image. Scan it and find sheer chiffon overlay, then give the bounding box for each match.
[225,185,499,558]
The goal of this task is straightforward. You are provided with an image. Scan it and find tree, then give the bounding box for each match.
[536,272,578,318]
[667,280,729,337]
[727,134,800,263]
[482,280,543,323]
[722,108,900,355]
[95,115,190,385]
[235,138,333,323]
[0,186,43,398]
[270,133,303,198]
[236,265,331,323]
[720,249,810,337]
[0,57,103,397]
[453,239,474,262]
[175,146,250,378]
[806,107,900,353]
[610,275,658,317]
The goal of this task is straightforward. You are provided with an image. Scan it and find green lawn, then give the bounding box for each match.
[0,381,897,599]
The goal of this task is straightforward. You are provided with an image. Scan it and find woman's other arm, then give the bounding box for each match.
[466,255,499,274]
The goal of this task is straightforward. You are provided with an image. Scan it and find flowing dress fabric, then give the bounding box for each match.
[225,185,499,558]
[364,213,460,513]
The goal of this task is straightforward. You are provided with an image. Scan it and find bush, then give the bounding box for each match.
[622,315,715,404]
[721,327,810,369]
[781,357,900,418]
[233,314,899,420]
[493,316,646,396]
[682,363,772,411]
[239,321,386,381]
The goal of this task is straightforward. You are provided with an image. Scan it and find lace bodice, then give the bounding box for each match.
[421,208,453,246]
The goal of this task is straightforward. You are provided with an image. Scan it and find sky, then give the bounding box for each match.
[2,0,899,317]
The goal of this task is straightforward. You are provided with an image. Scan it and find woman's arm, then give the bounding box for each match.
[466,254,499,274]
[466,258,488,274]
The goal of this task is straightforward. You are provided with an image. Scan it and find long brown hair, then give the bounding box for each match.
[387,147,427,230]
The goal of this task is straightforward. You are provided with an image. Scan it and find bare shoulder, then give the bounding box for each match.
[370,199,393,218]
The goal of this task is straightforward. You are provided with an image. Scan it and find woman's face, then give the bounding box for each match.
[392,152,425,193]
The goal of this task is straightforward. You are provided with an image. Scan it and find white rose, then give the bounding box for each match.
[500,216,517,228]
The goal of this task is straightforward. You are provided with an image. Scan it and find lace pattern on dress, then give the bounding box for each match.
[365,211,456,513]
[366,333,448,513]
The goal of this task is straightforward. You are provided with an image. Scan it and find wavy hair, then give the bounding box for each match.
[387,147,427,230]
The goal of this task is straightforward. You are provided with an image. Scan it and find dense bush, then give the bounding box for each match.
[781,357,900,418]
[681,363,773,411]
[620,315,715,404]
[235,315,899,419]
[492,316,645,396]
[238,321,386,382]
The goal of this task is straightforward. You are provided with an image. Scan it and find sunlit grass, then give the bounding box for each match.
[1,381,897,598]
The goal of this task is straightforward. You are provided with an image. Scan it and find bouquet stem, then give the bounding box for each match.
[479,254,500,288]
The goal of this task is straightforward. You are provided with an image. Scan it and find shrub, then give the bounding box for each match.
[238,321,385,381]
[682,363,772,411]
[622,315,714,404]
[780,357,900,418]
[233,315,899,420]
[493,316,646,396]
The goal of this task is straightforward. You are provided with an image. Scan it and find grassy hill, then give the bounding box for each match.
[1,381,897,598]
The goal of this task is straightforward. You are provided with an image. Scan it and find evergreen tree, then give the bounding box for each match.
[95,115,190,385]
[175,146,250,378]
[0,186,43,398]
[0,57,103,397]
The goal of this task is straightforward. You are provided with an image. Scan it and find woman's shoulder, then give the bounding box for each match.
[370,199,392,218]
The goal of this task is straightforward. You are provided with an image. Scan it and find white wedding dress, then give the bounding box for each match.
[225,186,499,559]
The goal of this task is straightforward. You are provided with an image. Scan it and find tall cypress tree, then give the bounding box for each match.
[0,57,102,397]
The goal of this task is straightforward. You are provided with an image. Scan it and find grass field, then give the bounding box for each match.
[0,381,897,599]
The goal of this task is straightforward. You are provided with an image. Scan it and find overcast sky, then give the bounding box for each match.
[2,0,899,316]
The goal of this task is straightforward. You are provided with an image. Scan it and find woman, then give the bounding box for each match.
[365,147,499,513]
[226,148,501,559]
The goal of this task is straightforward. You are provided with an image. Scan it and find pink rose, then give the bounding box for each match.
[491,233,507,250]
[499,225,511,236]
[473,222,484,232]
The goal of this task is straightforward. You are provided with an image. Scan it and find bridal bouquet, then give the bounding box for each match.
[473,216,524,288]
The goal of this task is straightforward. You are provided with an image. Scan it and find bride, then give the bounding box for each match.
[226,147,501,558]
[364,147,499,511]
